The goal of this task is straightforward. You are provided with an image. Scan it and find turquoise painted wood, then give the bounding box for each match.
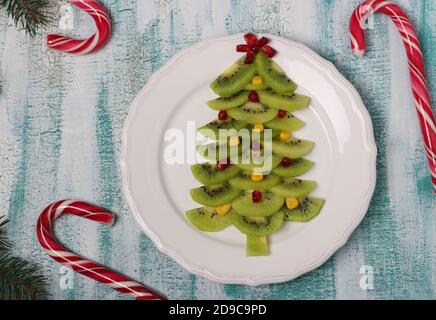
[0,0,435,300]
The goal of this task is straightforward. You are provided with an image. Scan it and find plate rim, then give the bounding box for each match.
[120,33,377,286]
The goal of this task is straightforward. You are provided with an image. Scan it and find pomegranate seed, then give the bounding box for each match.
[218,110,228,121]
[281,157,292,168]
[278,109,287,118]
[251,141,262,151]
[252,190,262,203]
[249,91,259,102]
[216,160,230,170]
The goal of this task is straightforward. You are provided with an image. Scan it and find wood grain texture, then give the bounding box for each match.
[0,0,434,299]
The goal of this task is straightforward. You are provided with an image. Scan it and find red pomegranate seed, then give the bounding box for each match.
[278,109,287,118]
[218,110,228,121]
[216,160,230,170]
[252,190,262,203]
[281,157,292,168]
[249,91,259,102]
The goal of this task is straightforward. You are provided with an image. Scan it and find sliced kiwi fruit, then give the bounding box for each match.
[264,114,305,131]
[269,178,316,198]
[269,138,314,159]
[191,163,241,185]
[210,58,257,97]
[236,151,281,173]
[228,102,277,124]
[186,207,235,232]
[190,183,242,207]
[207,91,250,110]
[255,51,297,94]
[272,158,313,177]
[229,172,280,190]
[281,197,325,222]
[246,235,269,256]
[232,212,284,236]
[232,191,284,217]
[198,119,247,140]
[258,90,310,112]
[244,82,270,91]
[197,141,249,162]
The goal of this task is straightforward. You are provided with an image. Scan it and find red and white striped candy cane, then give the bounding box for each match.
[350,0,436,192]
[36,200,166,300]
[47,0,111,54]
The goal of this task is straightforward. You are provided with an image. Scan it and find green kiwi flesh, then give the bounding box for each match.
[272,158,313,177]
[246,235,269,256]
[186,207,235,232]
[190,183,242,207]
[258,90,310,112]
[255,51,297,94]
[269,178,316,198]
[229,172,280,190]
[264,114,305,131]
[191,163,241,185]
[270,139,314,159]
[236,151,281,173]
[232,191,284,217]
[228,102,278,124]
[210,58,257,97]
[281,197,324,222]
[197,141,249,162]
[232,212,284,236]
[207,91,250,110]
[198,119,247,140]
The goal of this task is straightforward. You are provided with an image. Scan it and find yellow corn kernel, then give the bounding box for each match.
[215,204,231,216]
[251,173,264,182]
[280,131,290,142]
[286,198,300,210]
[253,123,264,133]
[251,76,263,86]
[229,136,240,147]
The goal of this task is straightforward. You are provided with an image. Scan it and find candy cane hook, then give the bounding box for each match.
[47,0,111,54]
[350,0,436,192]
[36,200,166,300]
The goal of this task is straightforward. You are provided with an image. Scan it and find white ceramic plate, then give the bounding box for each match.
[121,34,377,286]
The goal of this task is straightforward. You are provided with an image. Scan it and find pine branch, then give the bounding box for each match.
[1,0,52,36]
[0,216,50,300]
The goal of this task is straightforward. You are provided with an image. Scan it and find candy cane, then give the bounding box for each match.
[350,0,436,192]
[47,0,111,54]
[36,200,166,300]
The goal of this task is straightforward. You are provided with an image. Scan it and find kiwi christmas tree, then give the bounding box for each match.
[186,34,324,256]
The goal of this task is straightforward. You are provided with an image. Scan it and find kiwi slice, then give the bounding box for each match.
[229,172,280,190]
[269,138,314,159]
[281,197,324,222]
[269,178,316,198]
[232,212,284,236]
[264,114,305,131]
[207,91,250,110]
[210,58,257,97]
[246,235,269,256]
[236,151,281,173]
[190,183,242,207]
[272,158,313,177]
[258,90,310,112]
[186,207,235,232]
[191,163,241,185]
[255,51,297,94]
[197,141,249,162]
[228,102,277,124]
[232,191,284,217]
[198,119,247,140]
[244,82,270,91]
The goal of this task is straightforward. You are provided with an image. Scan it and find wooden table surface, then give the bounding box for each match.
[0,0,435,299]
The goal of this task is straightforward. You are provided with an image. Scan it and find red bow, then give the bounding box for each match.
[236,33,277,64]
